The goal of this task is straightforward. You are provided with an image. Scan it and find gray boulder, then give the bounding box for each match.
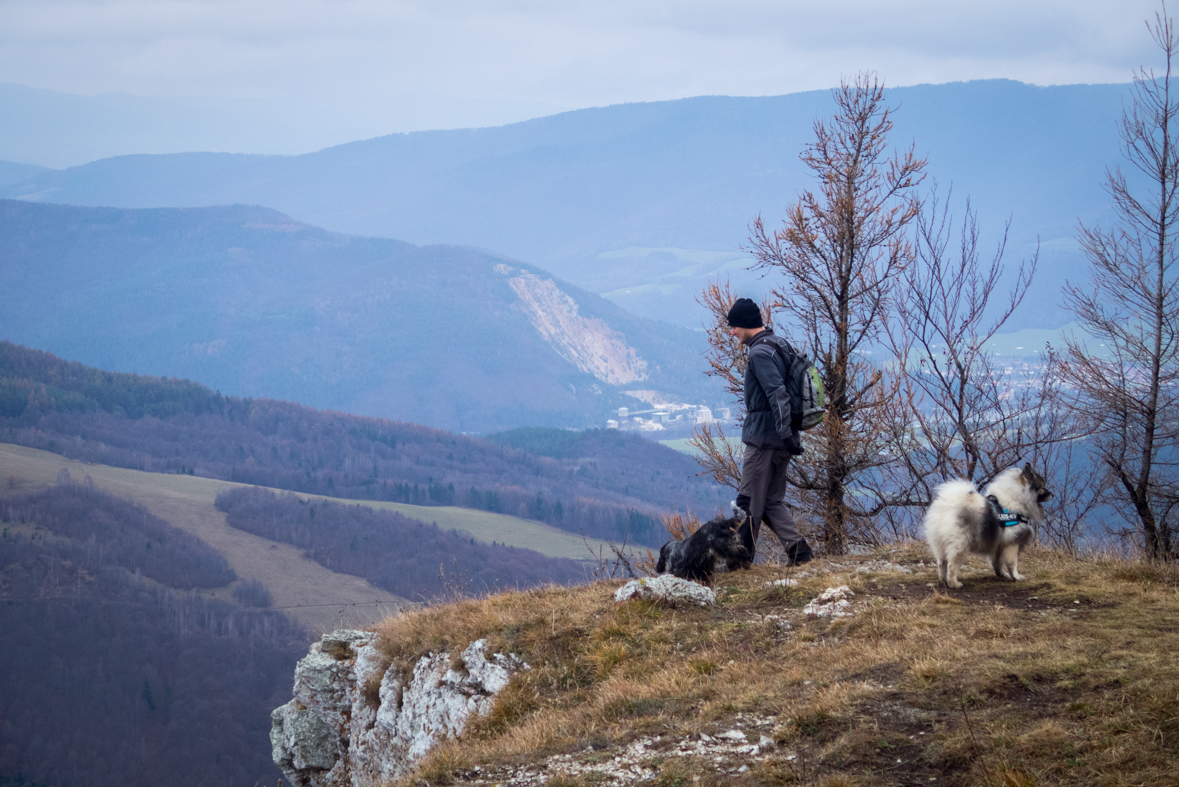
[614,575,717,606]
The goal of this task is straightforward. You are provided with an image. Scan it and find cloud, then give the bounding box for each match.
[0,0,1162,138]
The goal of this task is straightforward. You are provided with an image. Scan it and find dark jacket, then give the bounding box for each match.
[741,329,803,455]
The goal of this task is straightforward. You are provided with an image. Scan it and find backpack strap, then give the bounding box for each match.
[748,334,802,422]
[748,334,796,370]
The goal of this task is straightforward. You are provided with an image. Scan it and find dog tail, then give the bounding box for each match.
[924,479,982,537]
[932,479,978,500]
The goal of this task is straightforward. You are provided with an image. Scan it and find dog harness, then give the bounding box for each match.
[986,495,1027,527]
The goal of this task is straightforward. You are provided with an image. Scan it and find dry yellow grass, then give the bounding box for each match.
[371,543,1179,786]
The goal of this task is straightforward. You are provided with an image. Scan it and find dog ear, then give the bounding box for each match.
[1020,463,1034,486]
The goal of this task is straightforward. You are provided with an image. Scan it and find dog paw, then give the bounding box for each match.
[1011,573,1025,581]
[948,580,963,589]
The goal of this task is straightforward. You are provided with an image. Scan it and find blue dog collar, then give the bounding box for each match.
[986,495,1027,527]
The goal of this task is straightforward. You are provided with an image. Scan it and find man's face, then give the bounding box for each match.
[729,325,757,343]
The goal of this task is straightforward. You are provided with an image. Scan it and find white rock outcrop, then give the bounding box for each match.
[803,586,856,618]
[499,267,649,386]
[614,575,716,606]
[271,629,527,786]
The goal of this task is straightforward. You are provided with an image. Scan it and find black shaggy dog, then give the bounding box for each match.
[656,514,752,585]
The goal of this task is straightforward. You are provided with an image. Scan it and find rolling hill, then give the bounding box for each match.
[0,341,728,546]
[0,158,49,187]
[0,200,720,432]
[0,441,409,632]
[0,79,1131,328]
[0,81,350,168]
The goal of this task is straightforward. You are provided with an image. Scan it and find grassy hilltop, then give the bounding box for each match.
[368,546,1179,786]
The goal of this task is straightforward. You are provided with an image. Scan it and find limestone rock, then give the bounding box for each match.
[271,629,527,787]
[614,575,716,606]
[803,586,855,618]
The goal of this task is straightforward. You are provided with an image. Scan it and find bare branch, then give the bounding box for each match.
[883,184,1051,514]
[743,72,926,553]
[1057,5,1179,560]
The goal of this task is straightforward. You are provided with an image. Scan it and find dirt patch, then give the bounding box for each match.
[844,660,908,687]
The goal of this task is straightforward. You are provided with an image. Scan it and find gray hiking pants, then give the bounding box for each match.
[735,443,801,558]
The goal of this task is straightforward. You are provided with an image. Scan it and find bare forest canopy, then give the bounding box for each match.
[0,341,726,546]
[0,80,1131,329]
[215,486,587,599]
[0,199,718,432]
[6,473,235,589]
[0,482,306,787]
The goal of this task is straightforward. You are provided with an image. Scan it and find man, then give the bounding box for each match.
[727,297,814,566]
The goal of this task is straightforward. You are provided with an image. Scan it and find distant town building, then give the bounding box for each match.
[608,401,730,430]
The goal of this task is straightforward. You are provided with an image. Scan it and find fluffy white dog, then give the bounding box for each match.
[924,464,1052,589]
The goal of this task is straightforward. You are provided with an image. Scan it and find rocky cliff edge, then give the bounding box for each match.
[271,629,527,786]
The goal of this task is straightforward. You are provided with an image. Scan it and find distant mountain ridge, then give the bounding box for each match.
[0,158,50,187]
[0,200,717,432]
[0,81,361,168]
[0,79,1132,328]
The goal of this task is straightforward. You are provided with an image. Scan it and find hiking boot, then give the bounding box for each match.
[785,539,814,566]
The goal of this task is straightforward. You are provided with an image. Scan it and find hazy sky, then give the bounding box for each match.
[0,0,1163,136]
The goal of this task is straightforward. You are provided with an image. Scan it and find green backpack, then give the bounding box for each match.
[755,336,827,431]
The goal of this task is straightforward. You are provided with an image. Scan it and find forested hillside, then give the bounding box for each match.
[0,342,727,545]
[0,481,307,787]
[0,199,717,431]
[216,486,587,599]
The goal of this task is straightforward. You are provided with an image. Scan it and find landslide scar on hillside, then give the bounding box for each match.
[498,265,648,386]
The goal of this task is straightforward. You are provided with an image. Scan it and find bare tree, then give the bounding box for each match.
[1057,8,1179,561]
[877,189,1109,547]
[881,189,1040,497]
[1032,415,1108,554]
[745,73,925,554]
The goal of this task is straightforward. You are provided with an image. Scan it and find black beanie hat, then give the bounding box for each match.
[726,298,763,329]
